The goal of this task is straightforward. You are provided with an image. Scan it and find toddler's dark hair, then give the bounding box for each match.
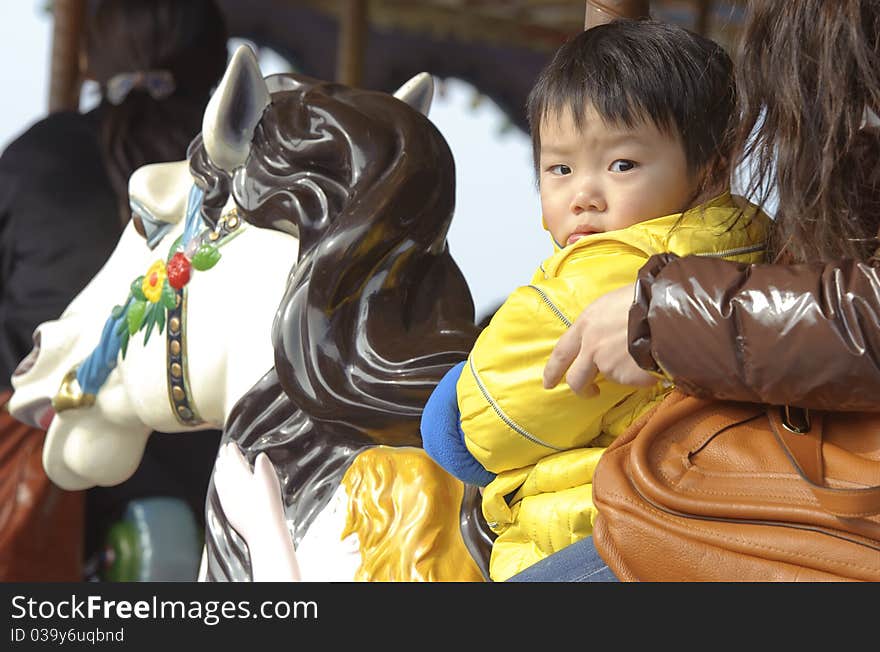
[527,19,735,190]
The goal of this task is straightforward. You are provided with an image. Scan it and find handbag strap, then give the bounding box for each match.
[768,406,880,517]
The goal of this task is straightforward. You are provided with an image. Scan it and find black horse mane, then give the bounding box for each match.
[190,72,492,580]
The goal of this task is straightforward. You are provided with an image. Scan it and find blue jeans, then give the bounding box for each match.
[505,536,619,582]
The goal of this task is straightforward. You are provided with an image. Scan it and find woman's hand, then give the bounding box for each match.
[543,283,656,394]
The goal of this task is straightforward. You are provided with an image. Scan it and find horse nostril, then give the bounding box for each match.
[12,330,41,378]
[38,405,55,430]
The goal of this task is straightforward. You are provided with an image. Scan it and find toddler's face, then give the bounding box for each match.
[538,105,700,247]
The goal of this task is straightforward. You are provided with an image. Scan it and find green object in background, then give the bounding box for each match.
[99,497,202,582]
[102,520,140,582]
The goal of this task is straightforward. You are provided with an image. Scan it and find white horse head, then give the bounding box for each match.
[8,48,306,490]
[8,153,299,489]
[10,45,491,580]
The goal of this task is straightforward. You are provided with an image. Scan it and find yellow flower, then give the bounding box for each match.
[141,260,167,303]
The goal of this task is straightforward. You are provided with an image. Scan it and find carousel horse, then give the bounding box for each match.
[212,441,485,581]
[9,46,492,581]
[6,153,298,491]
[197,47,491,581]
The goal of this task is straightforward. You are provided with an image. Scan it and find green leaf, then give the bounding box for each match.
[166,235,184,263]
[156,303,166,334]
[112,296,134,322]
[119,328,130,359]
[130,276,146,301]
[160,280,177,310]
[142,303,164,345]
[191,244,221,271]
[127,300,147,336]
[143,311,156,346]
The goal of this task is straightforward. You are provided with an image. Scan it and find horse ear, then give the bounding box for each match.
[202,45,271,172]
[393,73,434,116]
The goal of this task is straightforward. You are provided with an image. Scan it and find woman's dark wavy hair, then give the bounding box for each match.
[86,0,228,223]
[189,74,489,580]
[733,0,880,262]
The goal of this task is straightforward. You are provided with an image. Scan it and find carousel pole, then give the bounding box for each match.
[336,0,368,87]
[696,0,714,36]
[48,0,87,112]
[585,0,651,29]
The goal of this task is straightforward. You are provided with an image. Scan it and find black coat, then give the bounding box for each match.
[0,109,121,388]
[0,109,220,574]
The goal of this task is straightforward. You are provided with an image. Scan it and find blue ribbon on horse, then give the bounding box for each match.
[182,184,205,247]
[76,185,205,396]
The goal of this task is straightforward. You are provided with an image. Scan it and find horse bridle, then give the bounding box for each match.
[52,197,245,429]
[166,207,243,426]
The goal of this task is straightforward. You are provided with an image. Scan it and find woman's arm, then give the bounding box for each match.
[631,254,880,409]
[546,254,880,410]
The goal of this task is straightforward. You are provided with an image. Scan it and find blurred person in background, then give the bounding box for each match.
[0,0,228,580]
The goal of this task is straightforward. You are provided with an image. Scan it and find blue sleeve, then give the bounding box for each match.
[421,360,496,487]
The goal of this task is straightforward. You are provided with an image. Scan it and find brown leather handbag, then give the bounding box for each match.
[592,390,880,581]
[0,390,84,581]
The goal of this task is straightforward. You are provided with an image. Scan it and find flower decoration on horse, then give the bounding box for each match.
[51,181,246,426]
[8,45,492,581]
[112,188,239,358]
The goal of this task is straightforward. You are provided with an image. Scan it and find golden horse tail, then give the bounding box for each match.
[340,446,485,582]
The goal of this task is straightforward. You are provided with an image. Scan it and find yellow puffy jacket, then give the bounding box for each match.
[457,193,769,581]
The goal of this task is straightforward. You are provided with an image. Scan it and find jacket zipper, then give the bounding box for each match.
[466,284,575,451]
[695,242,767,258]
[468,356,564,452]
[526,285,572,327]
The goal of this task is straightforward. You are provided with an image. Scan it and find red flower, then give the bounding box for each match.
[167,252,192,289]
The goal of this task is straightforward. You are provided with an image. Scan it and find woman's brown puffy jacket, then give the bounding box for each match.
[628,254,880,410]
